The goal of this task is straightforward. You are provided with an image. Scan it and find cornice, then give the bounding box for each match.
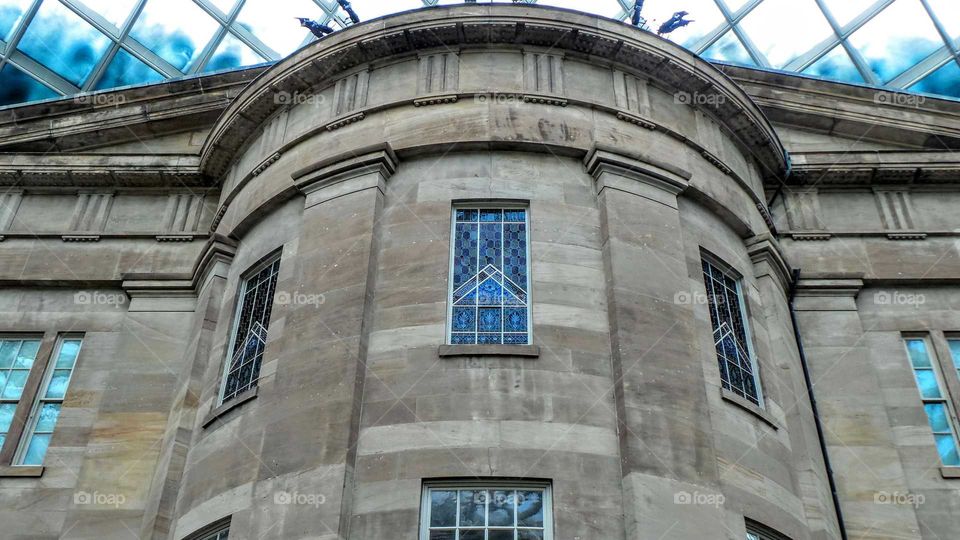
[200,5,786,182]
[0,153,207,187]
[786,150,960,185]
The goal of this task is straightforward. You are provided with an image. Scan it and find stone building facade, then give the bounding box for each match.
[0,5,957,540]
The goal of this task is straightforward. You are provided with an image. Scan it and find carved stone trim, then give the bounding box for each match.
[62,234,101,242]
[615,111,656,129]
[521,94,568,107]
[252,152,281,176]
[325,112,366,131]
[702,150,732,174]
[790,233,832,241]
[413,94,459,107]
[293,143,399,195]
[886,232,927,240]
[156,235,196,242]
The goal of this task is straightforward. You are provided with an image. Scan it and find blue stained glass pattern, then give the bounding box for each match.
[478,308,502,332]
[703,259,760,405]
[452,307,476,332]
[450,208,530,345]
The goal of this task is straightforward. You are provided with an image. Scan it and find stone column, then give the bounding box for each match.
[794,277,921,539]
[586,147,724,539]
[255,144,396,539]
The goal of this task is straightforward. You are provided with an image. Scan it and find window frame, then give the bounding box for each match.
[903,333,960,467]
[0,331,81,469]
[745,518,790,540]
[13,334,82,466]
[420,480,553,540]
[446,203,533,346]
[700,252,764,407]
[184,516,231,540]
[217,251,281,406]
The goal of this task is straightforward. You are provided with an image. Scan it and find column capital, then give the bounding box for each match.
[584,145,690,208]
[292,143,398,198]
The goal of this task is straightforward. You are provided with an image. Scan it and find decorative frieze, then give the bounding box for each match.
[417,52,459,97]
[252,152,281,176]
[874,188,918,230]
[331,69,370,118]
[522,52,564,103]
[784,189,825,232]
[613,70,651,117]
[64,191,113,242]
[0,191,23,241]
[325,112,366,131]
[158,193,204,241]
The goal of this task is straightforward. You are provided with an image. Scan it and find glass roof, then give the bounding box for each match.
[0,0,958,108]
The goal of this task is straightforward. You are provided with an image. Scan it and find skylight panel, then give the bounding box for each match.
[925,0,960,39]
[739,0,834,68]
[94,48,164,90]
[802,45,865,83]
[236,0,328,57]
[74,0,139,29]
[16,0,112,86]
[205,32,267,72]
[819,0,877,27]
[847,0,944,83]
[640,0,726,49]
[910,59,960,98]
[130,0,220,70]
[703,30,754,65]
[0,0,32,42]
[0,62,58,107]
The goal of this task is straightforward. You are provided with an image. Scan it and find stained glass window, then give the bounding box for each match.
[16,336,81,466]
[904,337,960,466]
[701,258,762,406]
[449,207,530,346]
[221,255,280,403]
[421,484,552,540]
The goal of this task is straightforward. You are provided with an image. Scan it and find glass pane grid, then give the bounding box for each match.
[904,338,960,466]
[703,259,760,405]
[222,257,280,403]
[450,208,529,346]
[1,0,958,107]
[17,336,82,466]
[428,488,546,539]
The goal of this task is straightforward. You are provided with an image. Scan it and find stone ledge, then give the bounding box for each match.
[0,465,44,477]
[721,388,779,430]
[325,112,365,131]
[62,234,101,242]
[438,344,540,358]
[615,111,657,130]
[940,467,960,479]
[886,232,928,240]
[521,94,567,107]
[202,386,258,429]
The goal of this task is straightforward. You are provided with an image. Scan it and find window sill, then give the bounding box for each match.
[940,467,960,479]
[438,344,540,358]
[721,388,779,430]
[0,465,44,477]
[202,387,258,429]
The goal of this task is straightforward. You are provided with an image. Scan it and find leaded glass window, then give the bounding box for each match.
[449,207,530,345]
[221,255,280,404]
[421,483,552,540]
[745,520,790,540]
[904,337,960,466]
[701,257,762,406]
[16,336,82,466]
[0,337,41,451]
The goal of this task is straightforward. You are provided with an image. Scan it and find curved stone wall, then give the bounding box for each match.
[171,5,839,540]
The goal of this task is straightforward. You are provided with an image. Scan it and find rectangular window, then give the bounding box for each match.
[701,257,762,406]
[449,207,531,345]
[904,337,960,466]
[0,337,42,450]
[15,336,82,465]
[421,483,552,540]
[746,519,790,540]
[220,255,280,404]
[948,338,960,382]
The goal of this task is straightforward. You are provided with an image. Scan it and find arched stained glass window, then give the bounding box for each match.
[449,206,531,345]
